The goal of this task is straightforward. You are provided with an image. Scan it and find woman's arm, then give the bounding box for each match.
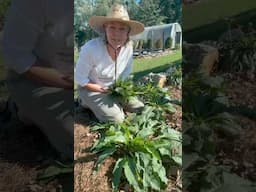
[83,82,108,93]
[24,66,73,89]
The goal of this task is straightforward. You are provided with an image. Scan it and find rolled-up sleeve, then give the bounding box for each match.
[2,0,45,74]
[75,44,92,87]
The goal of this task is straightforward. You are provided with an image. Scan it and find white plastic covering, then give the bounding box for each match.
[131,23,182,50]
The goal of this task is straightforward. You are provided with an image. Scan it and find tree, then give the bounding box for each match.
[136,0,166,27]
[159,0,181,24]
[74,0,95,47]
[0,0,11,29]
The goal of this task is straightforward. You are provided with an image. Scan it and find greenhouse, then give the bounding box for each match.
[131,22,182,52]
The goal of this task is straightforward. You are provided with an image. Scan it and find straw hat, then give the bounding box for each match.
[89,4,144,36]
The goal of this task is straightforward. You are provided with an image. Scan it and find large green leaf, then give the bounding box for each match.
[37,165,73,181]
[152,158,168,185]
[94,147,116,171]
[112,158,126,191]
[124,157,142,192]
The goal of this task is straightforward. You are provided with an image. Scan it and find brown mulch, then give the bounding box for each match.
[216,72,256,181]
[225,73,256,108]
[0,121,63,192]
[167,87,182,131]
[74,111,113,192]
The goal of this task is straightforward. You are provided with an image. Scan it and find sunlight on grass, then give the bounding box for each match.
[132,50,181,80]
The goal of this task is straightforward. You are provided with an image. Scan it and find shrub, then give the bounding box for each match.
[164,37,172,49]
[155,39,163,49]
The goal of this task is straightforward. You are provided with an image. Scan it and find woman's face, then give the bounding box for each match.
[104,21,130,49]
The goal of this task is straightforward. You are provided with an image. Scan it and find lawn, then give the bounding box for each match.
[132,50,182,80]
[183,0,256,31]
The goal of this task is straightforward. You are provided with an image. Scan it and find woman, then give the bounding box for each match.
[75,4,145,123]
[2,0,74,159]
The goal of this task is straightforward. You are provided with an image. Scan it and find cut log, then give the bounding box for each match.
[183,42,219,75]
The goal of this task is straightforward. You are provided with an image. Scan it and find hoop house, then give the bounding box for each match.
[131,23,182,53]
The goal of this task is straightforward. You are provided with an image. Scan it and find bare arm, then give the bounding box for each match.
[24,66,73,89]
[83,82,108,93]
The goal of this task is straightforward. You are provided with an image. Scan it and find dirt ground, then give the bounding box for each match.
[215,73,256,181]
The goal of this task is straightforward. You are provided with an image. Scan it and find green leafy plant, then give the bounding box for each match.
[164,37,172,49]
[166,62,182,88]
[182,72,243,191]
[91,106,182,192]
[109,77,139,103]
[135,82,176,114]
[0,0,10,21]
[218,36,256,73]
[109,77,176,114]
[155,39,163,49]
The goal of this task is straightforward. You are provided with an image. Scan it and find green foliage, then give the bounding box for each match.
[109,77,176,115]
[37,161,73,184]
[142,40,148,49]
[136,83,176,114]
[130,0,165,26]
[155,39,163,49]
[182,72,244,191]
[74,0,94,47]
[74,0,181,47]
[109,77,138,103]
[164,37,172,49]
[0,0,10,20]
[92,74,181,191]
[166,62,182,88]
[146,39,152,50]
[218,36,256,73]
[159,0,181,23]
[0,0,11,31]
[91,106,181,191]
[138,40,144,50]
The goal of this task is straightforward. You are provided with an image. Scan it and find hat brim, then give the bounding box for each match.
[89,16,144,36]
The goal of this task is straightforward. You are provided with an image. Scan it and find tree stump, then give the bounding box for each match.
[183,42,219,75]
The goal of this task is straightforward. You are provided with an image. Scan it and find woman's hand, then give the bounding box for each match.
[24,66,73,89]
[84,83,109,93]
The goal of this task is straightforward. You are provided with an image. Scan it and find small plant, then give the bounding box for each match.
[166,62,182,88]
[109,78,176,114]
[182,72,243,191]
[146,39,152,50]
[136,83,176,114]
[218,36,256,73]
[165,37,172,49]
[0,0,10,20]
[91,106,182,192]
[108,77,139,103]
[155,39,163,49]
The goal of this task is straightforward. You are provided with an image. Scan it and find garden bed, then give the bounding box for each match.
[74,84,182,192]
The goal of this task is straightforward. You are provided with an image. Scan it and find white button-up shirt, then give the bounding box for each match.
[75,37,133,87]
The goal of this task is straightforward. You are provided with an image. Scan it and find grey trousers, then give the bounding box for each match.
[7,73,73,159]
[78,87,144,123]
